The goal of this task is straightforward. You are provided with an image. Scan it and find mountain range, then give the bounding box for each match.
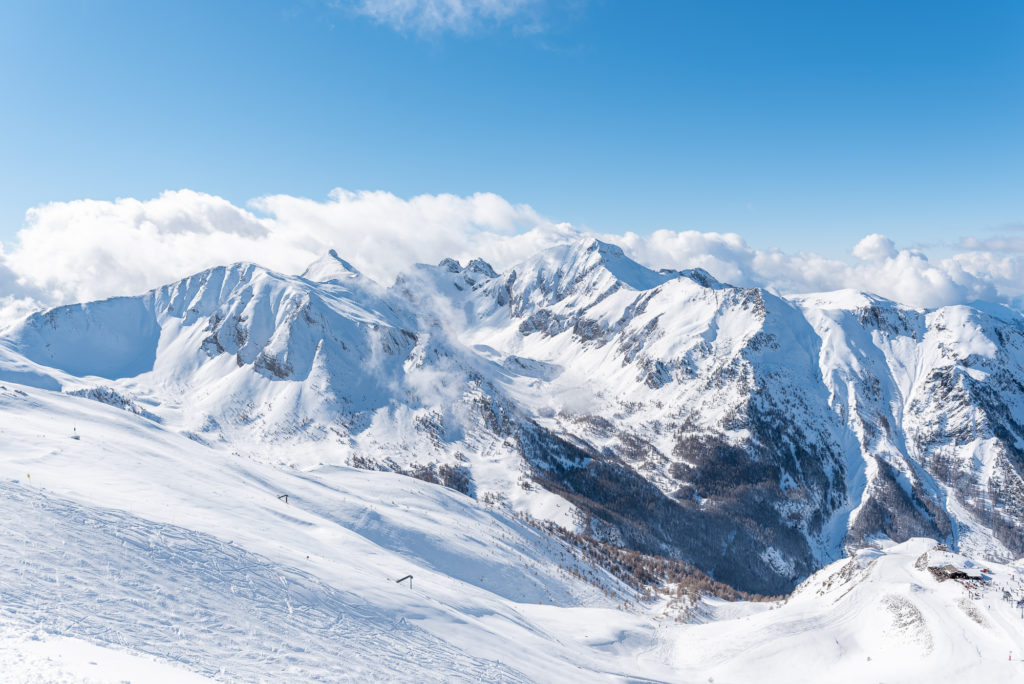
[3,237,1023,596]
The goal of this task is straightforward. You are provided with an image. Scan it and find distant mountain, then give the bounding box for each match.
[4,237,1024,594]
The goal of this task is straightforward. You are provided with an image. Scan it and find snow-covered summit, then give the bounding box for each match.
[301,248,362,283]
[789,287,897,311]
[504,238,673,311]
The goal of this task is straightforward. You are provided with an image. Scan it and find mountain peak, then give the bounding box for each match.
[562,237,670,291]
[579,236,623,257]
[301,250,360,283]
[465,258,498,279]
[438,257,462,273]
[436,257,498,279]
[678,267,725,289]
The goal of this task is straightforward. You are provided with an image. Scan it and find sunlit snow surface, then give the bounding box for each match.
[676,538,1024,683]
[3,383,1024,682]
[0,385,663,681]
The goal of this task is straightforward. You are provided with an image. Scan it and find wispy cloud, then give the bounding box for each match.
[345,0,543,35]
[0,187,1021,326]
[959,235,1024,253]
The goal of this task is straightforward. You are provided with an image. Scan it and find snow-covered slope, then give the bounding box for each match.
[670,537,1024,683]
[3,383,1024,681]
[3,237,1024,598]
[0,383,662,681]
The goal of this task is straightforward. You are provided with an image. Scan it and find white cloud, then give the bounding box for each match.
[4,190,277,305]
[615,228,1000,309]
[250,187,575,279]
[0,187,1020,327]
[347,0,541,34]
[852,233,898,261]
[0,189,574,322]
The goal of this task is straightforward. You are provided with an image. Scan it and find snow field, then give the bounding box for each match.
[0,383,674,681]
[667,539,1024,683]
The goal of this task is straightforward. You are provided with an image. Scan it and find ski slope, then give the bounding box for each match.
[0,382,673,682]
[4,380,1024,681]
[0,481,524,682]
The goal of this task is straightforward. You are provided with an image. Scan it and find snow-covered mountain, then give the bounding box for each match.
[3,374,1024,682]
[3,237,1024,598]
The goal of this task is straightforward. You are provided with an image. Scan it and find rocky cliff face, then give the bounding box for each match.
[3,238,1023,594]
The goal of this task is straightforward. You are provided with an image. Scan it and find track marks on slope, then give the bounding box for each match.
[0,481,526,682]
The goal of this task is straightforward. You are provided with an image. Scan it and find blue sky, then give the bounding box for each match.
[1,0,1022,258]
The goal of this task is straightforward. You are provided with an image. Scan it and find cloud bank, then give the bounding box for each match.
[0,187,1021,326]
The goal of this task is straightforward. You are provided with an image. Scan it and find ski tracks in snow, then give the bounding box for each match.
[0,481,527,682]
